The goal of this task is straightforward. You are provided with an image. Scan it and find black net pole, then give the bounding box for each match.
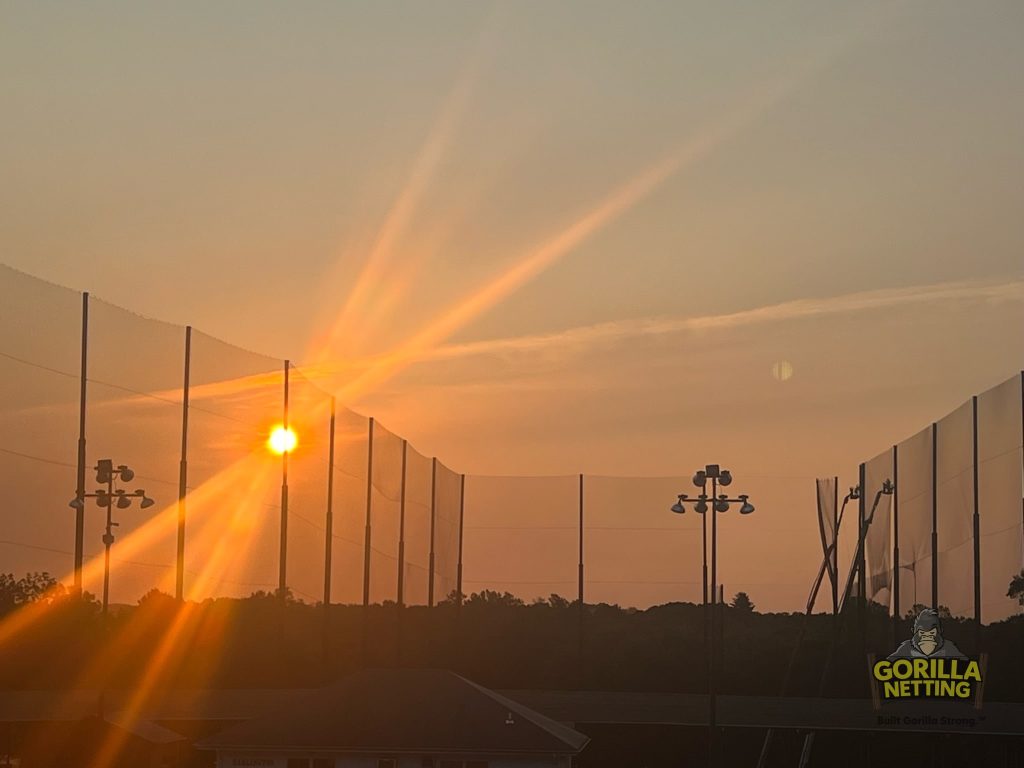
[832,476,839,616]
[577,473,584,688]
[858,462,866,644]
[279,360,290,597]
[457,472,465,607]
[972,395,981,640]
[322,397,336,671]
[931,422,939,609]
[892,444,900,647]
[175,326,191,602]
[362,417,374,607]
[397,440,407,607]
[428,457,437,607]
[73,292,89,594]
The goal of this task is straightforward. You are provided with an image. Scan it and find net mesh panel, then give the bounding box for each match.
[329,407,368,605]
[369,421,403,604]
[85,298,185,604]
[863,450,894,606]
[815,477,838,606]
[935,400,976,618]
[286,367,332,604]
[433,461,462,603]
[585,476,701,608]
[402,447,432,606]
[896,426,934,615]
[462,475,578,604]
[186,331,282,599]
[0,267,82,583]
[977,374,1023,623]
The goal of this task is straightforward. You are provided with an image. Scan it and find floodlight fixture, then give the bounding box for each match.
[140,495,155,509]
[719,470,732,487]
[739,494,755,514]
[692,471,707,488]
[117,465,134,482]
[714,495,730,513]
[694,495,709,514]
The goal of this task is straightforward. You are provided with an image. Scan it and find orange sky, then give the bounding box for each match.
[1,2,1023,612]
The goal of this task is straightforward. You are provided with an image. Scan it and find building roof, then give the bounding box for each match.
[198,669,590,755]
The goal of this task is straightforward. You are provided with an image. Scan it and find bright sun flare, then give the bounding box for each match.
[267,426,297,455]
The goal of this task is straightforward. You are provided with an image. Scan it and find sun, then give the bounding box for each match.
[267,426,297,455]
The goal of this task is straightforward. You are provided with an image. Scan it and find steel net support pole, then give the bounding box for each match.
[457,473,466,607]
[892,444,900,647]
[577,473,585,687]
[858,462,866,641]
[278,360,290,598]
[322,397,336,668]
[931,422,939,609]
[428,457,437,608]
[175,326,191,601]
[73,292,89,594]
[972,395,981,637]
[397,440,407,607]
[832,476,839,616]
[362,417,374,607]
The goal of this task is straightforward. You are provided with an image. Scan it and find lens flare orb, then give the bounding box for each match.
[771,360,794,382]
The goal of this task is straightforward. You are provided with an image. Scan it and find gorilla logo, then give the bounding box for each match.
[888,608,965,659]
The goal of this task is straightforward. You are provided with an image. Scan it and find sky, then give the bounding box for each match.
[1,1,1023,613]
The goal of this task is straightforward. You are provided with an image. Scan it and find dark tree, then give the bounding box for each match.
[730,591,755,612]
[1008,570,1024,606]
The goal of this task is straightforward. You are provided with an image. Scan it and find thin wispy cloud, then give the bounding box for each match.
[422,278,1024,362]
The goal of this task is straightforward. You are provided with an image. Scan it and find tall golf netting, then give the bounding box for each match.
[585,476,702,608]
[329,408,368,606]
[85,297,185,603]
[895,426,934,614]
[432,461,462,603]
[0,266,81,583]
[368,421,403,604]
[863,450,894,606]
[462,475,578,604]
[935,400,975,618]
[286,367,333,603]
[186,331,282,599]
[977,375,1023,623]
[401,447,433,606]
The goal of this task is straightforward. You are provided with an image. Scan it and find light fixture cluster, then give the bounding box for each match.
[671,465,754,515]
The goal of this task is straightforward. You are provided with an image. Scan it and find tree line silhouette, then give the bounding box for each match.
[1,571,1022,701]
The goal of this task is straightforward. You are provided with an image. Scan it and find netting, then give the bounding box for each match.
[402,447,433,606]
[0,266,82,584]
[977,375,1024,623]
[433,461,462,603]
[935,399,976,618]
[863,449,894,605]
[584,476,702,608]
[895,425,934,615]
[186,331,283,599]
[462,475,578,604]
[815,477,838,609]
[285,367,333,604]
[369,421,403,604]
[329,407,369,606]
[84,297,185,604]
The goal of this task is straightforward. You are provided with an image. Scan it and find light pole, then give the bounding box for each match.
[671,464,754,768]
[69,459,154,614]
